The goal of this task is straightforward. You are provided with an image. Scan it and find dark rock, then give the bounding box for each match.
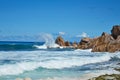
[111,25,120,39]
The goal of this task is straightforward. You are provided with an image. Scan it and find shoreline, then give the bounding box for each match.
[15,69,120,80]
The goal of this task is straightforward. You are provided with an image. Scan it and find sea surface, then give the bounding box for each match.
[0,41,120,80]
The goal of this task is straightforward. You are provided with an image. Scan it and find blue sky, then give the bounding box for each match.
[0,0,120,41]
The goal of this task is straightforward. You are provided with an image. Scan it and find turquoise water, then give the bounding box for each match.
[0,41,120,80]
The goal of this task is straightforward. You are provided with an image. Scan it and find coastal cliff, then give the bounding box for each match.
[55,25,120,53]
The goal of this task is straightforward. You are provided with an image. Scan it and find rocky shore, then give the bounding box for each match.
[55,25,120,53]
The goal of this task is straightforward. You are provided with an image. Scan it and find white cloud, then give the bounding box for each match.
[76,32,89,38]
[59,32,65,35]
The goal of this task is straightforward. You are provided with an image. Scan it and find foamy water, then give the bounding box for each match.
[0,49,120,80]
[0,34,120,80]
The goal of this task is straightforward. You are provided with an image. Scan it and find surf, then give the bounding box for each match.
[0,50,119,76]
[34,33,61,49]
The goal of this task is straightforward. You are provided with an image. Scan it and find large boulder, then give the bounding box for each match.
[55,36,65,46]
[78,37,91,49]
[111,25,120,39]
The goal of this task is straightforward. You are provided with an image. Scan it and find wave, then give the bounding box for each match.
[34,44,61,49]
[0,52,116,76]
[33,33,63,49]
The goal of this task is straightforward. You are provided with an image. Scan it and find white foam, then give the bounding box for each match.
[34,45,47,49]
[35,33,60,49]
[74,49,92,52]
[0,50,120,76]
[0,53,112,76]
[34,44,60,49]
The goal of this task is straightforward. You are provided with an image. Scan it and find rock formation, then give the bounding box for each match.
[55,36,65,46]
[55,25,120,52]
[55,36,71,47]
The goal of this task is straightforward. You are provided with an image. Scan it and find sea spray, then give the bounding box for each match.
[34,33,60,49]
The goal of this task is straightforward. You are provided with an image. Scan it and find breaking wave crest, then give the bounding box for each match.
[0,50,119,76]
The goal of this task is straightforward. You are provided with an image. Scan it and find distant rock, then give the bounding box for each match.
[65,41,71,46]
[55,36,65,46]
[111,25,120,39]
[72,42,78,48]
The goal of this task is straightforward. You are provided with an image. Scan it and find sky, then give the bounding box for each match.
[0,0,120,41]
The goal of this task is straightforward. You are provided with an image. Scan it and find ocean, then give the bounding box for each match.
[0,41,120,80]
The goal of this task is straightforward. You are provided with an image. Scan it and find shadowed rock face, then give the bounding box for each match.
[111,25,120,39]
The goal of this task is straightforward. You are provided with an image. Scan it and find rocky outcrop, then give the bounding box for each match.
[55,25,120,52]
[111,25,120,39]
[78,37,91,49]
[55,36,65,46]
[55,36,71,47]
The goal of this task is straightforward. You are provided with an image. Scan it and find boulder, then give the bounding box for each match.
[65,41,71,46]
[72,42,78,48]
[55,36,65,46]
[78,37,91,49]
[80,37,91,43]
[111,25,120,39]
